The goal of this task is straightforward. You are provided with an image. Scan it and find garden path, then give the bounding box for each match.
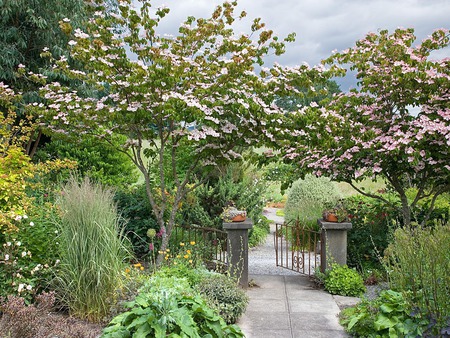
[238,207,352,338]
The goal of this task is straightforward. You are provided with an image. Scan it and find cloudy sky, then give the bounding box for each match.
[141,0,449,89]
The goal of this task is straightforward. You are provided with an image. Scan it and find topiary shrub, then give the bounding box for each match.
[284,174,341,226]
[194,273,249,324]
[324,264,366,297]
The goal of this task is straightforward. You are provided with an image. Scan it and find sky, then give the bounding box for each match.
[141,0,450,90]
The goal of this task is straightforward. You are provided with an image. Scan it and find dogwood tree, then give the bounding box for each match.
[283,28,450,226]
[38,0,315,262]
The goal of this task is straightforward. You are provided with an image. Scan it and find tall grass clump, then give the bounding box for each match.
[284,174,341,226]
[54,176,130,322]
[384,224,450,332]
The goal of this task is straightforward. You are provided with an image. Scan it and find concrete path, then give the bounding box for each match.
[237,208,350,337]
[237,275,348,338]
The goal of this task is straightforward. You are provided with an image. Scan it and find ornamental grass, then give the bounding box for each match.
[54,176,131,322]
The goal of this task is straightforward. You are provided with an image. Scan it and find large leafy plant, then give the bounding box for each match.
[101,276,244,338]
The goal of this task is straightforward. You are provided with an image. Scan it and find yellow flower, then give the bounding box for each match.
[180,242,185,246]
[125,268,130,274]
[165,256,169,260]
[190,241,195,245]
[174,262,178,265]
[184,254,189,259]
[133,263,141,268]
[187,250,191,255]
[165,249,170,252]
[189,260,193,264]
[140,266,144,271]
[177,255,181,259]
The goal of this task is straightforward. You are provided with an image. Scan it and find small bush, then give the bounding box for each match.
[249,216,270,247]
[340,290,431,337]
[194,273,249,324]
[284,174,341,225]
[324,264,366,297]
[384,224,450,332]
[101,276,244,338]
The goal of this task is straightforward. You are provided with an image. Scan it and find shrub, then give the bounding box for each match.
[340,290,431,337]
[115,184,160,258]
[345,194,401,271]
[284,174,341,225]
[35,134,137,189]
[194,272,249,324]
[101,276,245,338]
[180,164,267,230]
[53,176,131,322]
[384,224,450,332]
[324,264,366,297]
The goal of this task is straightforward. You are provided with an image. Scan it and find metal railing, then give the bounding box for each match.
[171,224,228,272]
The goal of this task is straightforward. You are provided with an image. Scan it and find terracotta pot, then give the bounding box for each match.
[325,213,338,222]
[231,214,246,222]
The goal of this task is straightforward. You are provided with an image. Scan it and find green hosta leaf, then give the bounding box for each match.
[177,312,199,337]
[374,314,398,330]
[152,322,167,338]
[380,303,394,313]
[134,322,152,338]
[101,327,132,338]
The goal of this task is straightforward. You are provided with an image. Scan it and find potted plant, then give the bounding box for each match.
[322,201,348,223]
[220,203,247,223]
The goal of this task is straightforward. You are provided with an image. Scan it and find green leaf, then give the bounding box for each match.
[374,314,397,330]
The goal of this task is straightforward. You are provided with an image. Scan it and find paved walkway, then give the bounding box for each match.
[236,208,353,337]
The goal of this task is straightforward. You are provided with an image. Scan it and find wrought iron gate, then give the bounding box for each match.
[274,220,323,276]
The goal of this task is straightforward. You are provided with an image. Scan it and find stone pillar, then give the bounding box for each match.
[318,219,352,272]
[223,219,253,288]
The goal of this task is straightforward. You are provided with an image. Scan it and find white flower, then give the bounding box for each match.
[29,222,34,227]
[21,252,27,257]
[68,40,77,46]
[4,254,9,261]
[6,242,11,247]
[26,285,32,291]
[23,215,28,219]
[55,230,58,234]
[16,241,21,246]
[18,284,25,293]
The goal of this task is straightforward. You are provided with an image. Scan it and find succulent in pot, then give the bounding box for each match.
[221,206,247,222]
[322,201,348,223]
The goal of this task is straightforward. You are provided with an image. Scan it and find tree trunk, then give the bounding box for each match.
[400,194,411,227]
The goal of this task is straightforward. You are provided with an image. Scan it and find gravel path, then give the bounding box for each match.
[248,208,300,275]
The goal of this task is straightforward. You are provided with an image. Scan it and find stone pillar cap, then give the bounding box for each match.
[223,219,253,230]
[318,219,352,230]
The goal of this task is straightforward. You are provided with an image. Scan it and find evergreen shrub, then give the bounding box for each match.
[284,174,341,226]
